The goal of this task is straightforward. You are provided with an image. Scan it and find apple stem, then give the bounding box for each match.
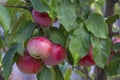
[75,66,92,80]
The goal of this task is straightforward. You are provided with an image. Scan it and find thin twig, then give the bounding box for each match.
[4,5,29,10]
[75,66,93,80]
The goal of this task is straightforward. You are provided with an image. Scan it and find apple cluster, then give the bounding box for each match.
[16,9,66,74]
[16,37,66,74]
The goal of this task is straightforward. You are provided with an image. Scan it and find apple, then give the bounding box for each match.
[16,50,44,74]
[78,46,95,67]
[43,44,66,66]
[32,9,53,27]
[27,36,52,59]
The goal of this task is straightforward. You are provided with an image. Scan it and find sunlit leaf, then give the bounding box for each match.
[69,24,90,65]
[0,4,11,32]
[57,1,77,32]
[91,36,110,68]
[85,13,108,38]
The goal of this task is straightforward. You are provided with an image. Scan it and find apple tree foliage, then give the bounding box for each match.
[0,0,120,80]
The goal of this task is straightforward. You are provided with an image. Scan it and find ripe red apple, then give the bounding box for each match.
[43,44,66,66]
[27,37,52,59]
[16,50,44,74]
[78,46,95,67]
[32,9,53,27]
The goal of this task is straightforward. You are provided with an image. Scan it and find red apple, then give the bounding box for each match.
[78,46,95,67]
[27,37,52,59]
[32,9,53,27]
[16,50,44,74]
[43,44,66,66]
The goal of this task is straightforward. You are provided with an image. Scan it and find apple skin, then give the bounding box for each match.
[78,46,95,67]
[32,9,53,27]
[27,37,52,59]
[42,44,66,66]
[16,50,44,74]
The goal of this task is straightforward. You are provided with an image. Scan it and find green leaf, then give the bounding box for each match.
[32,0,50,12]
[105,53,120,76]
[69,24,90,65]
[6,0,29,32]
[53,65,64,80]
[49,0,58,19]
[57,1,77,32]
[64,68,72,80]
[0,38,4,48]
[66,49,74,65]
[11,10,33,33]
[91,36,101,67]
[91,36,110,68]
[85,13,108,38]
[17,43,24,56]
[13,20,35,43]
[113,43,120,51]
[37,67,53,80]
[0,4,11,32]
[0,52,1,60]
[105,15,119,24]
[2,43,18,80]
[48,27,66,46]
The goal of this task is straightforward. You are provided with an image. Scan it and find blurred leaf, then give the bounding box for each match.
[32,0,50,12]
[91,36,110,68]
[49,0,57,19]
[69,24,90,65]
[0,38,4,48]
[2,43,18,80]
[53,65,64,80]
[64,68,72,80]
[113,43,120,51]
[0,4,11,32]
[105,15,119,24]
[48,27,66,47]
[112,52,120,61]
[13,20,35,43]
[37,67,53,80]
[85,13,108,38]
[105,59,120,76]
[0,51,2,66]
[57,0,77,32]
